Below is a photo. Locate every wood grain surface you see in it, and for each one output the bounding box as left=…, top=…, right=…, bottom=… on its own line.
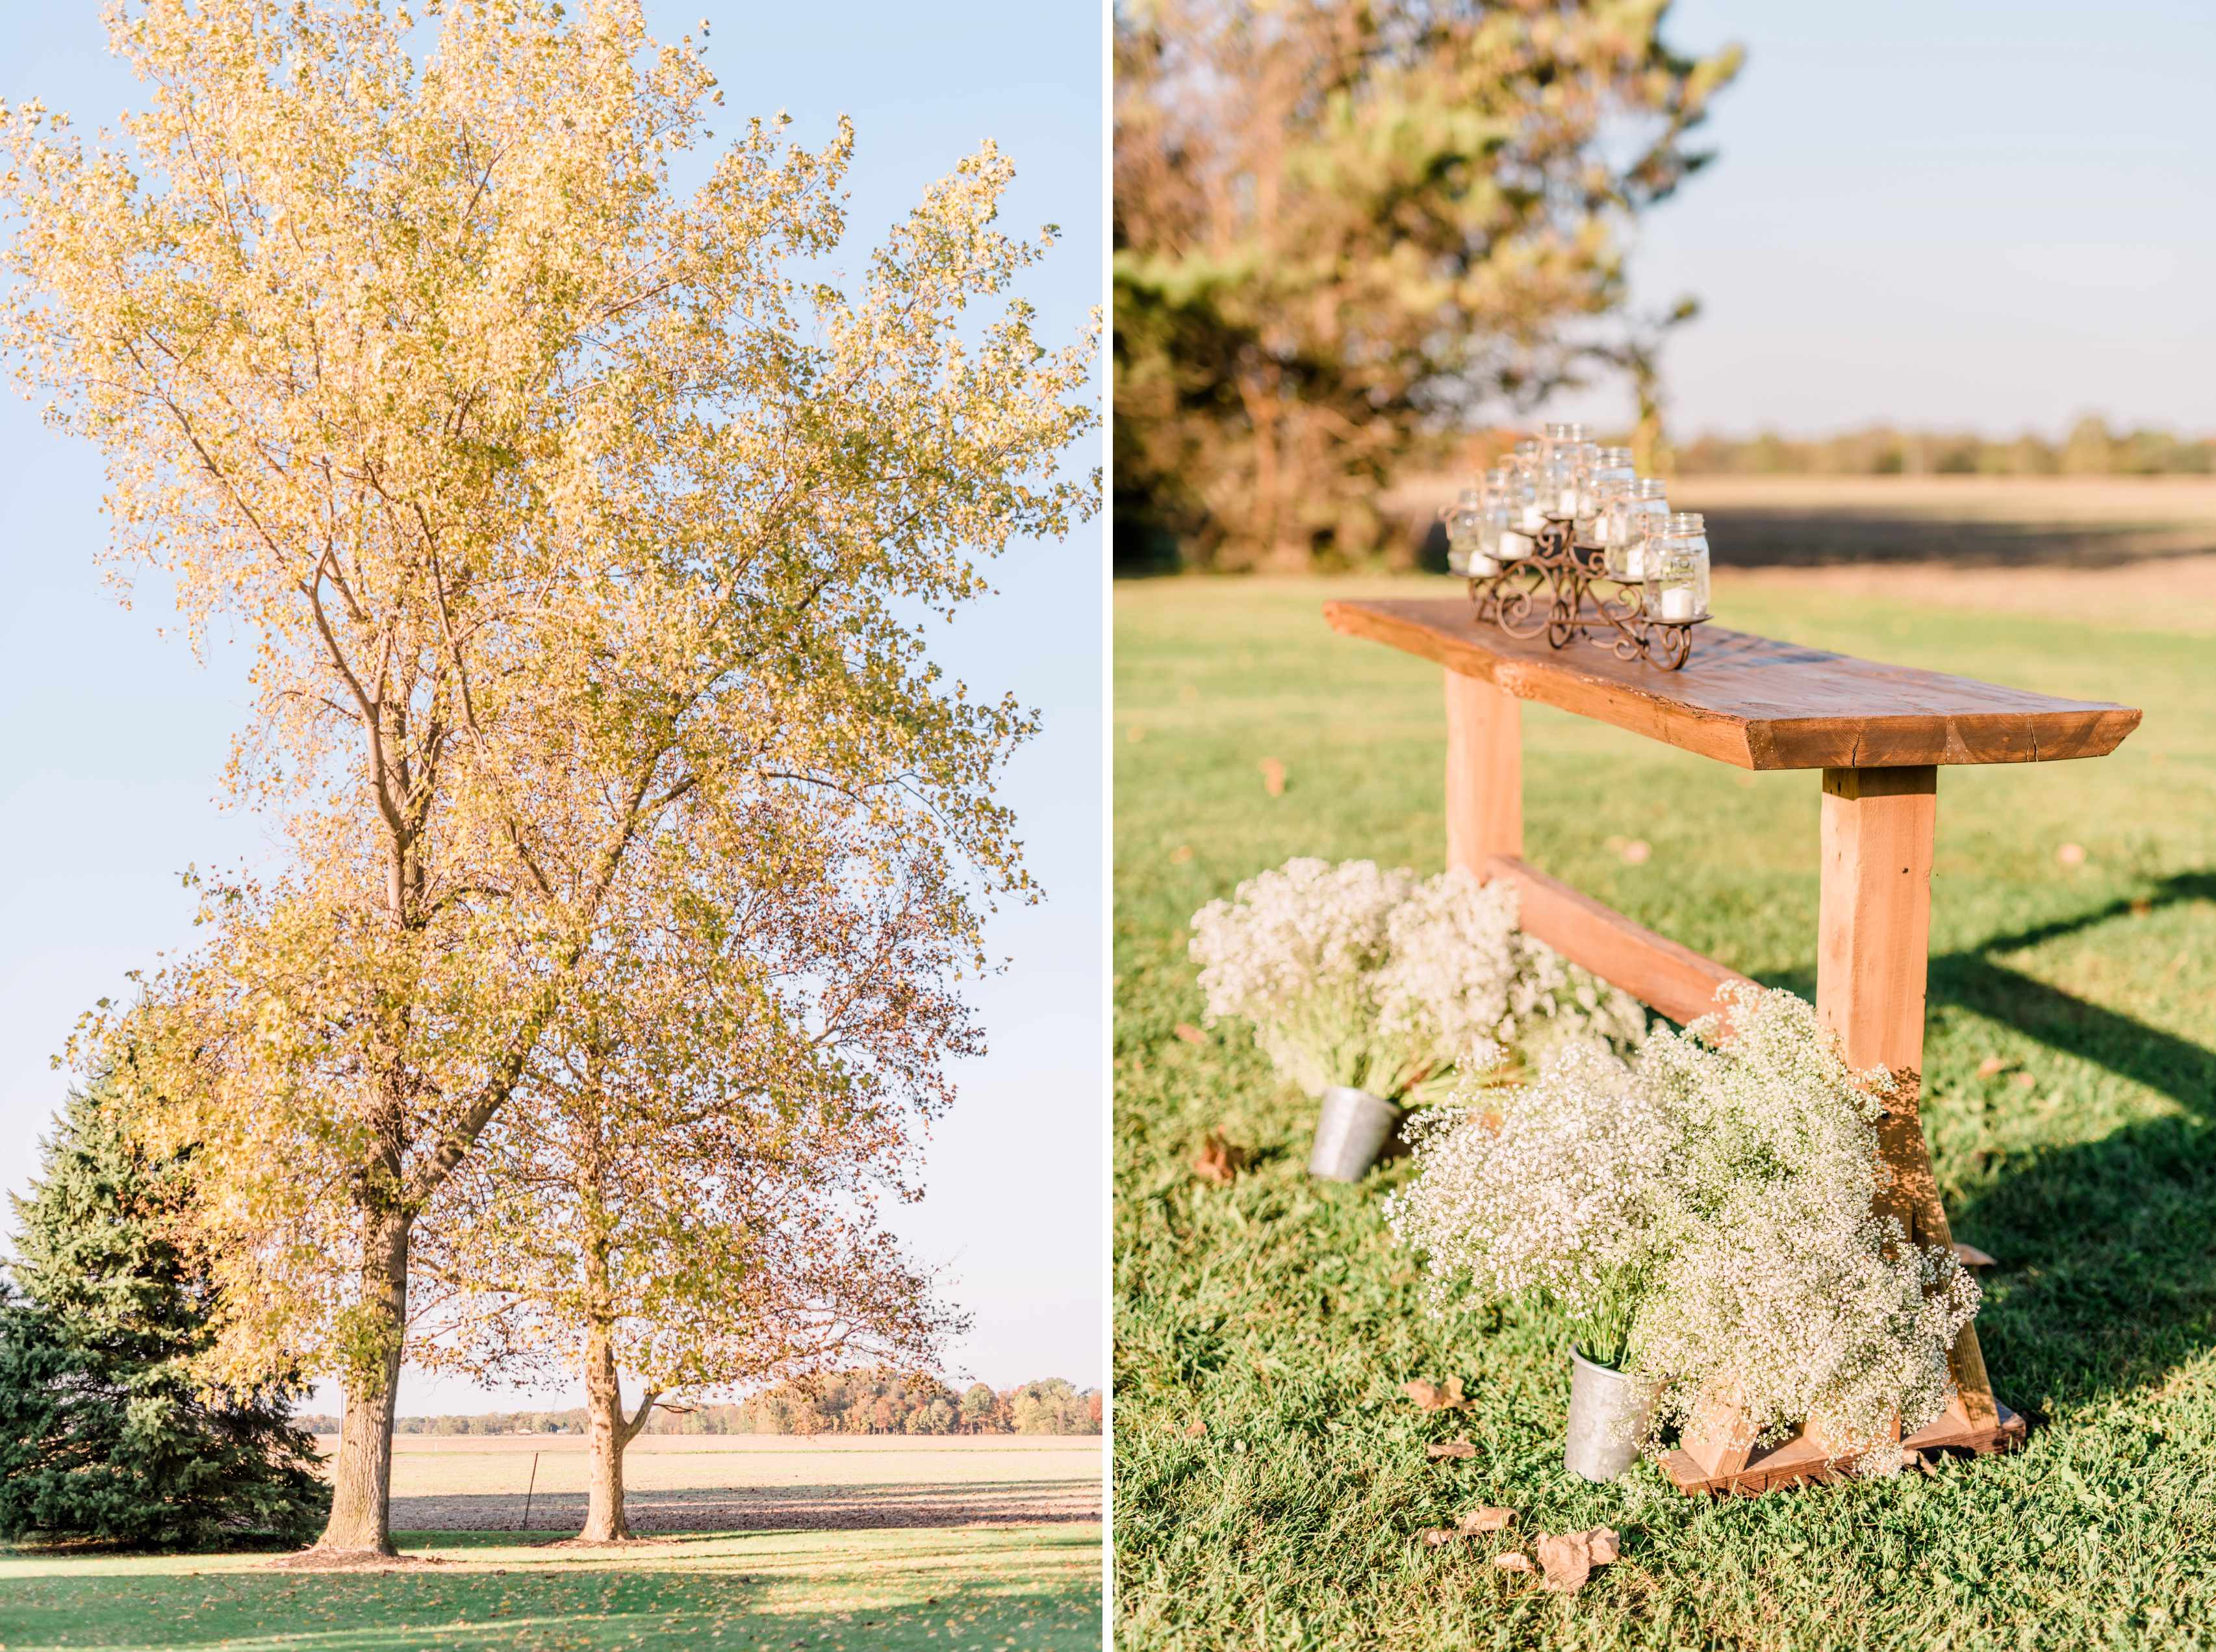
left=1324, top=596, right=2141, bottom=770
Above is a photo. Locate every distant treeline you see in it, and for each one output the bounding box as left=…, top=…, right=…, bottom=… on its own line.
left=297, top=1373, right=1101, bottom=1438
left=1674, top=419, right=2214, bottom=477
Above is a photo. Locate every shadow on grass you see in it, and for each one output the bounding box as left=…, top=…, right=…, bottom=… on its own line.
left=0, top=1531, right=1104, bottom=1651
left=1909, top=872, right=2213, bottom=1417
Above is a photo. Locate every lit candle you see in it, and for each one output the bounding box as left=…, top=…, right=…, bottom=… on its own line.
left=1659, top=586, right=1696, bottom=621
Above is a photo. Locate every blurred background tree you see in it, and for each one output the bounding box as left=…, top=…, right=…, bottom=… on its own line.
left=1114, top=0, right=1742, bottom=572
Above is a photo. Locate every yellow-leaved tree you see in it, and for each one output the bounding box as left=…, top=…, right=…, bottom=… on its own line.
left=6, top=0, right=1096, bottom=1557
left=411, top=795, right=976, bottom=1543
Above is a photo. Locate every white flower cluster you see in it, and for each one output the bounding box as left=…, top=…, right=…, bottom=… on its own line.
left=1388, top=1040, right=1667, bottom=1362
left=1390, top=982, right=1980, bottom=1469
left=1188, top=859, right=1645, bottom=1105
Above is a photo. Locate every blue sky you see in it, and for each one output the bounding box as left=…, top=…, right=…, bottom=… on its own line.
left=1550, top=0, right=2216, bottom=437
left=0, top=1, right=1104, bottom=1410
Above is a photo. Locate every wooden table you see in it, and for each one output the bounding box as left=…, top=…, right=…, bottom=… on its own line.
left=1326, top=596, right=2143, bottom=1494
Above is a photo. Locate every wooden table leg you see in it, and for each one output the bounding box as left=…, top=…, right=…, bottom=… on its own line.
left=1817, top=766, right=2015, bottom=1453
left=1445, top=670, right=1521, bottom=877
left=1661, top=767, right=2024, bottom=1493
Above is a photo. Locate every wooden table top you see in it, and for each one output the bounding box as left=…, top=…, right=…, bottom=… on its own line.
left=1324, top=597, right=2141, bottom=771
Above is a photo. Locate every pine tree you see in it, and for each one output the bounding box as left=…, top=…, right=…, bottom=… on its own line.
left=0, top=1082, right=328, bottom=1548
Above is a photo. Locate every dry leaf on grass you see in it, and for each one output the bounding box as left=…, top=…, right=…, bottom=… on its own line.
left=1458, top=1506, right=1516, bottom=1534
left=1952, top=1241, right=1997, bottom=1268
left=1493, top=1552, right=1534, bottom=1573
left=1169, top=845, right=1194, bottom=865
left=1535, top=1527, right=1620, bottom=1594
left=1182, top=1419, right=1206, bottom=1440
left=2013, top=1071, right=2037, bottom=1090
left=1191, top=1134, right=1244, bottom=1186
left=1425, top=1438, right=1477, bottom=1461
left=1259, top=757, right=1286, bottom=796
left=2057, top=842, right=2087, bottom=867
left=1619, top=838, right=1651, bottom=866
left=1401, top=1377, right=1473, bottom=1412
left=1172, top=1022, right=1207, bottom=1046
left=1418, top=1527, right=1456, bottom=1548
left=2130, top=896, right=2153, bottom=918
left=1975, top=1056, right=2015, bottom=1078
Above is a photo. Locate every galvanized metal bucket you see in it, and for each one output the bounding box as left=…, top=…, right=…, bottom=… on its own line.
left=1307, top=1086, right=1400, bottom=1182
left=1564, top=1349, right=1659, bottom=1482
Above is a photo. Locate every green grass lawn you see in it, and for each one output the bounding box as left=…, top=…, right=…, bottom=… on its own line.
left=1111, top=574, right=2216, bottom=1651
left=0, top=1524, right=1101, bottom=1651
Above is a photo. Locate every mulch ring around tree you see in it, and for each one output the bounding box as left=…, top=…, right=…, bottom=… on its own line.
left=262, top=1545, right=448, bottom=1571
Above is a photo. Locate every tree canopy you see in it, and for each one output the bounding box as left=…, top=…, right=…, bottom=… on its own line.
left=1114, top=0, right=1741, bottom=570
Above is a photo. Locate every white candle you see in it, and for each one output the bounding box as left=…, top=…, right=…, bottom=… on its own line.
left=1499, top=530, right=1534, bottom=560
left=1557, top=487, right=1581, bottom=518
left=1659, top=587, right=1696, bottom=621
left=1619, top=544, right=1644, bottom=579
left=1470, top=553, right=1500, bottom=577
left=1519, top=505, right=1546, bottom=532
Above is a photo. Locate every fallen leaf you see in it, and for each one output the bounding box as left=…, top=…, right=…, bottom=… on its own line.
left=2057, top=842, right=2087, bottom=867
left=1975, top=1056, right=2014, bottom=1078
left=1401, top=1377, right=1472, bottom=1412
left=1259, top=757, right=1286, bottom=797
left=1618, top=838, right=1651, bottom=866
left=1425, top=1438, right=1476, bottom=1461
left=1418, top=1527, right=1455, bottom=1548
left=1536, top=1527, right=1619, bottom=1594
left=1191, top=1133, right=1243, bottom=1186
left=1952, top=1241, right=1997, bottom=1269
left=2130, top=896, right=2153, bottom=918
left=1172, top=1023, right=1207, bottom=1046
left=1169, top=844, right=1194, bottom=864
left=2013, top=1071, right=2036, bottom=1090
left=1182, top=1419, right=1206, bottom=1440
left=1493, top=1552, right=1533, bottom=1573
left=1458, top=1506, right=1516, bottom=1534
left=1127, top=725, right=1146, bottom=744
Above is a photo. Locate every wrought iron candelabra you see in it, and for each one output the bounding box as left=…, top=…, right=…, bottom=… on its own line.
left=1467, top=517, right=1708, bottom=671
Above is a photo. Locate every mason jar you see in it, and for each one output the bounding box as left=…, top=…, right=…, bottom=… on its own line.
left=1498, top=468, right=1540, bottom=559
left=1511, top=438, right=1544, bottom=515
left=1644, top=511, right=1711, bottom=622
left=1577, top=446, right=1636, bottom=545
left=1611, top=477, right=1669, bottom=583
left=1473, top=467, right=1512, bottom=574
left=1442, top=486, right=1485, bottom=576
left=1541, top=422, right=1589, bottom=520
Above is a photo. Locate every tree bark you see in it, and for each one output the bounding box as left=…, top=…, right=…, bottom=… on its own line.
left=316, top=1212, right=411, bottom=1555
left=579, top=1312, right=654, bottom=1543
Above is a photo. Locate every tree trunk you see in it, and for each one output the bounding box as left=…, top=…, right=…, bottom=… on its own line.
left=316, top=1213, right=410, bottom=1555
left=580, top=1313, right=654, bottom=1542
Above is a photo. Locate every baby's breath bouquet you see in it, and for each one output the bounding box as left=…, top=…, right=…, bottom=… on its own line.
left=1633, top=986, right=1980, bottom=1470
left=1390, top=982, right=1980, bottom=1475
left=1189, top=858, right=1644, bottom=1108
left=1388, top=1040, right=1666, bottom=1366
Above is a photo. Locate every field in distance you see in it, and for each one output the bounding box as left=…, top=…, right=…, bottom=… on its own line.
left=310, top=1430, right=1104, bottom=1534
